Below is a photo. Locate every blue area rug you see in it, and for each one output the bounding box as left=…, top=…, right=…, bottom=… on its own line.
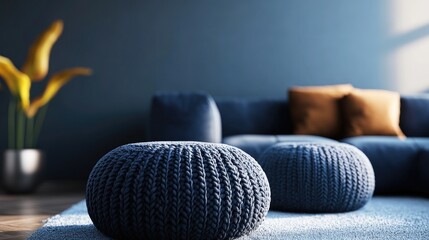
left=29, top=197, right=429, bottom=239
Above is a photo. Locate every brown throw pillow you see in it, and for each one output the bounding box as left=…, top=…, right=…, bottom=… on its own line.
left=341, top=89, right=405, bottom=138
left=288, top=84, right=353, bottom=138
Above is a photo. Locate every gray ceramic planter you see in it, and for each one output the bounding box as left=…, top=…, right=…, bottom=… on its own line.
left=1, top=149, right=45, bottom=194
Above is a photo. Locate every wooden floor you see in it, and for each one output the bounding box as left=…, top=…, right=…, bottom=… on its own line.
left=0, top=181, right=85, bottom=240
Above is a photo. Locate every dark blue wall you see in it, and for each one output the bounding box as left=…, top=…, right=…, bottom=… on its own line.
left=0, top=0, right=389, bottom=179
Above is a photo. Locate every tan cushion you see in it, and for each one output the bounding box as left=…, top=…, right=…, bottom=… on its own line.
left=341, top=89, right=405, bottom=138
left=288, top=84, right=353, bottom=138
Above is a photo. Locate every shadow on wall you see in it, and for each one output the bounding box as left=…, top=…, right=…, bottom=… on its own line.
left=389, top=24, right=429, bottom=49
left=387, top=0, right=429, bottom=93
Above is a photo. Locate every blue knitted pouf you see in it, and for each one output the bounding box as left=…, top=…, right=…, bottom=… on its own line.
left=86, top=142, right=271, bottom=240
left=259, top=142, right=375, bottom=213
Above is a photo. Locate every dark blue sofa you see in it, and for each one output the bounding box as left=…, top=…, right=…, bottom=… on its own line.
left=150, top=92, right=429, bottom=196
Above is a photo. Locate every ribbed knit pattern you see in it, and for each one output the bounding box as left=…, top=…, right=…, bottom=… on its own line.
left=86, top=142, right=271, bottom=240
left=259, top=142, right=375, bottom=213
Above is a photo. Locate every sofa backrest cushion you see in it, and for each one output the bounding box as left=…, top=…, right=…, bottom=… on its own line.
left=216, top=98, right=291, bottom=137
left=150, top=92, right=222, bottom=142
left=400, top=94, right=429, bottom=137
left=149, top=92, right=429, bottom=140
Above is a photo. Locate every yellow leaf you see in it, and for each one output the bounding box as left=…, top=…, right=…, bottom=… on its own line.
left=0, top=56, right=31, bottom=109
left=25, top=67, right=92, bottom=117
left=0, top=56, right=18, bottom=93
left=21, top=20, right=63, bottom=81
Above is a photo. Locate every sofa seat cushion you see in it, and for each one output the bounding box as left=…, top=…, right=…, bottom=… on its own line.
left=341, top=136, right=423, bottom=194
left=418, top=149, right=429, bottom=197
left=223, top=134, right=337, bottom=160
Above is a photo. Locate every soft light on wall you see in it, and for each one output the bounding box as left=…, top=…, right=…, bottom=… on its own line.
left=389, top=0, right=429, bottom=93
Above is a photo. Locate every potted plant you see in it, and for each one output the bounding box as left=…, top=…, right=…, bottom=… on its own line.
left=0, top=20, right=92, bottom=193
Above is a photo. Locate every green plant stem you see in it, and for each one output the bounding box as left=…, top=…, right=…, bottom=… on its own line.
left=7, top=98, right=16, bottom=149
left=33, top=104, right=48, bottom=147
left=26, top=115, right=34, bottom=148
left=16, top=105, right=25, bottom=150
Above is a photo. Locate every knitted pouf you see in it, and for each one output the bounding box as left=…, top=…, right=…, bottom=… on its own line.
left=86, top=142, right=271, bottom=240
left=259, top=142, right=375, bottom=213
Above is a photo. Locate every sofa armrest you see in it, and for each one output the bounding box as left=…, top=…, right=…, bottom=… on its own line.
left=149, top=91, right=222, bottom=143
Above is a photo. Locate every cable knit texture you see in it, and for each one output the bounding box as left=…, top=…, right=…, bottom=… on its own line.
left=86, top=142, right=271, bottom=240
left=259, top=142, right=375, bottom=213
